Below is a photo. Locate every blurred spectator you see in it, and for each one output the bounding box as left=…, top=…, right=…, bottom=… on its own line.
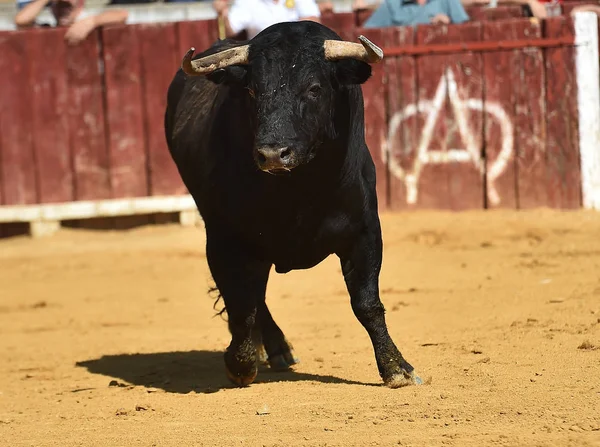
left=15, top=0, right=128, bottom=44
left=359, top=0, right=469, bottom=27
left=212, top=0, right=321, bottom=40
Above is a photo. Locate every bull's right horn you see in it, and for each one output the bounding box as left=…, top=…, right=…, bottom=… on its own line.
left=323, top=35, right=384, bottom=63
left=181, top=44, right=250, bottom=76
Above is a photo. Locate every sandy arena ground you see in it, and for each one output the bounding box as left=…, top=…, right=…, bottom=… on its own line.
left=1, top=210, right=599, bottom=447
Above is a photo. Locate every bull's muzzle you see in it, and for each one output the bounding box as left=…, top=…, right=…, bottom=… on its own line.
left=255, top=146, right=296, bottom=174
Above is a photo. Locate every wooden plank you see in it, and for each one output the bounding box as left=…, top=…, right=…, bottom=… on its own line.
left=413, top=24, right=451, bottom=210
left=513, top=21, right=548, bottom=208
left=138, top=23, right=187, bottom=196
left=465, top=5, right=524, bottom=21
left=574, top=10, right=600, bottom=210
left=383, top=26, right=417, bottom=211
left=562, top=1, right=600, bottom=14
left=356, top=9, right=374, bottom=28
left=444, top=23, right=485, bottom=210
left=356, top=28, right=388, bottom=210
left=28, top=28, right=74, bottom=204
left=481, top=20, right=519, bottom=209
left=544, top=17, right=581, bottom=209
left=320, top=12, right=356, bottom=36
left=176, top=19, right=219, bottom=58
left=102, top=24, right=149, bottom=199
left=0, top=31, right=38, bottom=206
left=482, top=19, right=546, bottom=209
left=413, top=23, right=484, bottom=210
left=66, top=29, right=111, bottom=201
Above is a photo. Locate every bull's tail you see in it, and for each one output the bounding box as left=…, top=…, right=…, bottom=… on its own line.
left=208, top=285, right=228, bottom=320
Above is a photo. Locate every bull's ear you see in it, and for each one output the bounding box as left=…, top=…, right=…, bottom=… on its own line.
left=334, top=59, right=372, bottom=86
left=206, top=66, right=248, bottom=85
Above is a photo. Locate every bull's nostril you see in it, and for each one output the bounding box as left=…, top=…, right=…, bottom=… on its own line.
left=280, top=148, right=291, bottom=161
left=257, top=152, right=267, bottom=164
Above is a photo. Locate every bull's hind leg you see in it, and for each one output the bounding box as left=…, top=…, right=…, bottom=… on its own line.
left=206, top=233, right=271, bottom=387
left=338, top=218, right=421, bottom=388
left=256, top=300, right=299, bottom=371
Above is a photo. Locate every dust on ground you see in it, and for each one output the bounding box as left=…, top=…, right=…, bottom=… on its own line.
left=1, top=209, right=599, bottom=447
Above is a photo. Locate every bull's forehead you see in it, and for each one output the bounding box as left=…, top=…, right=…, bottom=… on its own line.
left=249, top=38, right=330, bottom=90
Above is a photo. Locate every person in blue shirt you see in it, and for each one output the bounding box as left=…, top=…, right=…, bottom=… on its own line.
left=359, top=0, right=470, bottom=27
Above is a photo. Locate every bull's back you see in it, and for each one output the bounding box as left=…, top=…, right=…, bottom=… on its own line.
left=164, top=73, right=221, bottom=200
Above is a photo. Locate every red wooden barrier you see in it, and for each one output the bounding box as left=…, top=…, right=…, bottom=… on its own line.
left=66, top=29, right=111, bottom=202
left=0, top=14, right=589, bottom=234
left=483, top=21, right=544, bottom=208
left=0, top=31, right=37, bottom=206
left=484, top=19, right=549, bottom=209
left=358, top=28, right=389, bottom=208
left=176, top=19, right=219, bottom=59
left=466, top=5, right=524, bottom=21
left=137, top=23, right=185, bottom=197
left=384, top=26, right=417, bottom=211
left=102, top=25, right=149, bottom=199
left=30, top=28, right=75, bottom=204
left=544, top=16, right=581, bottom=209
left=321, top=12, right=356, bottom=35
left=410, top=23, right=485, bottom=210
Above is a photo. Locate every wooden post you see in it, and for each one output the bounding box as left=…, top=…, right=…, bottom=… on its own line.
left=574, top=11, right=600, bottom=209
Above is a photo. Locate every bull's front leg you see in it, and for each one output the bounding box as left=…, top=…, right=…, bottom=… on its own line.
left=338, top=219, right=421, bottom=388
left=206, top=232, right=271, bottom=387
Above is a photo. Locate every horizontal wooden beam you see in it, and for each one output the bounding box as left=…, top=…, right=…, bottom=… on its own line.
left=0, top=195, right=197, bottom=223
left=382, top=36, right=575, bottom=57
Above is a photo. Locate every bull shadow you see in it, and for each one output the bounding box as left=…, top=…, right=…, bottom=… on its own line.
left=76, top=350, right=378, bottom=393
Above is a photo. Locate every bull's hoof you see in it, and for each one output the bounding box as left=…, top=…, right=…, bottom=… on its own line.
left=268, top=350, right=300, bottom=371
left=224, top=345, right=258, bottom=387
left=256, top=344, right=269, bottom=365
left=225, top=365, right=258, bottom=387
left=384, top=370, right=423, bottom=389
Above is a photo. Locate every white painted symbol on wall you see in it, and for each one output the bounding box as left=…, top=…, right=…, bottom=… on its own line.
left=384, top=69, right=514, bottom=206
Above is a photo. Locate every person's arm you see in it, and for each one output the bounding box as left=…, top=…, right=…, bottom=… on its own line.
left=525, top=0, right=547, bottom=18
left=14, top=0, right=50, bottom=28
left=64, top=9, right=128, bottom=45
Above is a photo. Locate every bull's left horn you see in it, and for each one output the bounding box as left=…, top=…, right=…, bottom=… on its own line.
left=181, top=44, right=250, bottom=76
left=323, top=35, right=383, bottom=64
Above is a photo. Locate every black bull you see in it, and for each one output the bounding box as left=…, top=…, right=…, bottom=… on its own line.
left=164, top=21, right=421, bottom=388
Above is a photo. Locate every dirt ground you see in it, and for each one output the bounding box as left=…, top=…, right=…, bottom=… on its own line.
left=1, top=209, right=599, bottom=447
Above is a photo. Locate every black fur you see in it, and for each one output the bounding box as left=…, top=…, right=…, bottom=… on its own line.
left=164, top=21, right=417, bottom=387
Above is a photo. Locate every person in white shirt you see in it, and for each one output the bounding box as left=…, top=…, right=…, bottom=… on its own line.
left=212, top=0, right=321, bottom=40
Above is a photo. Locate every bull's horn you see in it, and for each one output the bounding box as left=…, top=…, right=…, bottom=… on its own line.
left=323, top=35, right=384, bottom=63
left=181, top=44, right=250, bottom=76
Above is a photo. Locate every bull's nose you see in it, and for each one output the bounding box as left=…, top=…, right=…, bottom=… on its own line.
left=256, top=146, right=292, bottom=171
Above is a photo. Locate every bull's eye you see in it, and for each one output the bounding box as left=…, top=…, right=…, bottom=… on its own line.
left=306, top=84, right=322, bottom=100
left=247, top=88, right=255, bottom=98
